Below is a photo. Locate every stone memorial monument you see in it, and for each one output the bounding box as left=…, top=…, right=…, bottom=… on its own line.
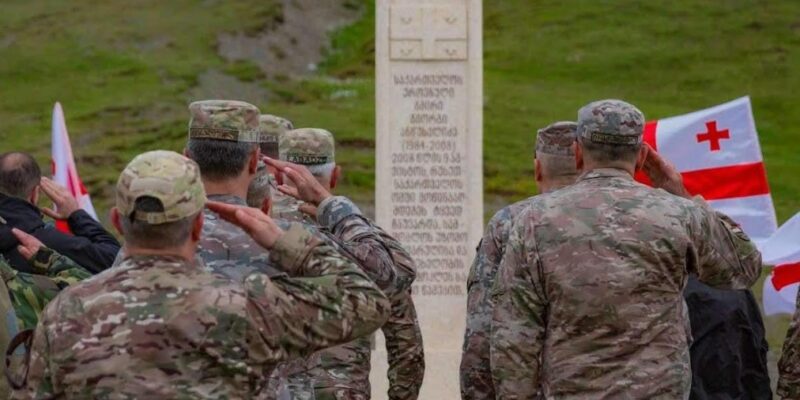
left=373, top=0, right=483, bottom=398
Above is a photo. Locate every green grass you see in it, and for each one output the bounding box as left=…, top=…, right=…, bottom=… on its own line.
left=0, top=0, right=283, bottom=212
left=1, top=0, right=798, bottom=361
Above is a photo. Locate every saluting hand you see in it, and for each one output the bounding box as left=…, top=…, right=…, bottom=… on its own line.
left=206, top=201, right=284, bottom=249
left=39, top=177, right=81, bottom=220
left=263, top=157, right=331, bottom=216
left=12, top=227, right=43, bottom=261
left=642, top=144, right=691, bottom=199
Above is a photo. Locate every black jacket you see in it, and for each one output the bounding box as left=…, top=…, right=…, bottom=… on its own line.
left=685, top=276, right=772, bottom=400
left=0, top=194, right=120, bottom=274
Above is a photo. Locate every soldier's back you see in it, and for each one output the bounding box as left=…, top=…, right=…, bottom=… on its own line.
left=32, top=255, right=272, bottom=399
left=199, top=194, right=281, bottom=280
left=272, top=192, right=317, bottom=225
left=523, top=168, right=703, bottom=397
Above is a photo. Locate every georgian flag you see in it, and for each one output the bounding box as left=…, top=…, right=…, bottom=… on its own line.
left=635, top=96, right=800, bottom=315
left=761, top=213, right=800, bottom=315
left=51, top=102, right=98, bottom=232
left=637, top=96, right=777, bottom=242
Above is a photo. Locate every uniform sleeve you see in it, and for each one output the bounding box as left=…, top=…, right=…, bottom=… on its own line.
left=688, top=197, right=762, bottom=290
left=13, top=303, right=58, bottom=399
left=383, top=290, right=425, bottom=400
left=1, top=248, right=91, bottom=330
left=243, top=224, right=390, bottom=362
left=28, top=248, right=92, bottom=286
left=317, top=196, right=410, bottom=295
left=461, top=212, right=507, bottom=400
left=57, top=209, right=121, bottom=273
left=778, top=291, right=800, bottom=399
left=490, top=215, right=546, bottom=399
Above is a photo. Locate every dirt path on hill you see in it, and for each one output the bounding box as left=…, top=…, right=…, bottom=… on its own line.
left=217, top=0, right=363, bottom=77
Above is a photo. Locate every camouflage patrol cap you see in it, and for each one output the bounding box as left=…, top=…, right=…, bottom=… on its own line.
left=258, top=114, right=294, bottom=158
left=279, top=128, right=335, bottom=165
left=188, top=100, right=261, bottom=142
left=577, top=99, right=645, bottom=145
left=116, top=151, right=206, bottom=225
left=536, top=121, right=577, bottom=156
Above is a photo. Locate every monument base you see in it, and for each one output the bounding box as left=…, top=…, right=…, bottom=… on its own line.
left=369, top=331, right=463, bottom=400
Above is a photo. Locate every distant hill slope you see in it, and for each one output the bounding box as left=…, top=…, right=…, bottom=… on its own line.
left=2, top=0, right=797, bottom=220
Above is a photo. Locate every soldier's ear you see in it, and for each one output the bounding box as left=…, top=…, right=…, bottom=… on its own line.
left=634, top=145, right=648, bottom=172
left=29, top=185, right=39, bottom=205
left=110, top=208, right=124, bottom=236
left=261, top=197, right=272, bottom=216
left=330, top=165, right=341, bottom=190
left=534, top=159, right=543, bottom=184
left=248, top=146, right=260, bottom=174
left=575, top=142, right=585, bottom=172
left=190, top=212, right=204, bottom=242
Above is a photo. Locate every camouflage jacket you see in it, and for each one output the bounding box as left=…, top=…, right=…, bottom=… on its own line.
left=271, top=190, right=316, bottom=225
left=0, top=248, right=91, bottom=330
left=199, top=194, right=284, bottom=281
left=779, top=291, right=800, bottom=399
left=461, top=196, right=536, bottom=400
left=491, top=168, right=762, bottom=399
left=199, top=193, right=396, bottom=398
left=14, top=225, right=390, bottom=399
left=278, top=196, right=422, bottom=400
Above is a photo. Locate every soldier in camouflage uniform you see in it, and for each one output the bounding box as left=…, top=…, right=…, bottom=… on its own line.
left=248, top=159, right=273, bottom=214
left=13, top=150, right=389, bottom=399
left=259, top=114, right=293, bottom=161
left=185, top=102, right=395, bottom=399
left=460, top=122, right=578, bottom=400
left=490, top=100, right=762, bottom=399
left=270, top=128, right=328, bottom=225
left=258, top=114, right=296, bottom=218
left=266, top=128, right=423, bottom=400
left=779, top=297, right=800, bottom=399
left=184, top=100, right=284, bottom=282
left=248, top=114, right=292, bottom=215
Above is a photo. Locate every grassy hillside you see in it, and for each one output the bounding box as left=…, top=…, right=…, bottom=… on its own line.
left=1, top=0, right=798, bottom=361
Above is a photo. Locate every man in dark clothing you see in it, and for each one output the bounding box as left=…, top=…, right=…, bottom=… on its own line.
left=685, top=276, right=772, bottom=399
left=0, top=152, right=119, bottom=274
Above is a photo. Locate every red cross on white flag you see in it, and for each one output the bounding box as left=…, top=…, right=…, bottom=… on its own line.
left=696, top=121, right=730, bottom=152
left=637, top=96, right=777, bottom=242
left=635, top=96, right=800, bottom=315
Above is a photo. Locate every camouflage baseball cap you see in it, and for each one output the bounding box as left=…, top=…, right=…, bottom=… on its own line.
left=279, top=128, right=335, bottom=165
left=259, top=114, right=294, bottom=158
left=188, top=100, right=261, bottom=142
left=536, top=121, right=577, bottom=156
left=116, top=151, right=207, bottom=225
left=577, top=99, right=645, bottom=145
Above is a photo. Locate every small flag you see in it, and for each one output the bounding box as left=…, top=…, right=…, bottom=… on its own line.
left=636, top=96, right=778, bottom=243
left=51, top=102, right=98, bottom=232
left=761, top=212, right=800, bottom=315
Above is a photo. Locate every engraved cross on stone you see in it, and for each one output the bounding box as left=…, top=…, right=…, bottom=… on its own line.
left=390, top=4, right=468, bottom=60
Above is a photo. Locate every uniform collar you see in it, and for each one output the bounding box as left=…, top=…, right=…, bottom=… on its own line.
left=578, top=168, right=635, bottom=182
left=122, top=254, right=203, bottom=269
left=207, top=194, right=247, bottom=206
